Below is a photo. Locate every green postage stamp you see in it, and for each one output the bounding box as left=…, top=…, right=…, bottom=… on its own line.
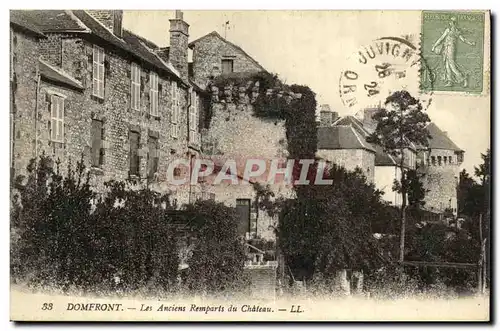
left=421, top=11, right=485, bottom=93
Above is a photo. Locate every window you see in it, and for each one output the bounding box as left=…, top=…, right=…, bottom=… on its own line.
left=131, top=63, right=141, bottom=110
left=221, top=59, right=234, bottom=74
left=91, top=119, right=105, bottom=167
left=443, top=156, right=447, bottom=165
left=189, top=92, right=198, bottom=143
left=129, top=130, right=140, bottom=176
left=147, top=135, right=159, bottom=179
left=171, top=81, right=179, bottom=138
left=449, top=156, right=453, bottom=164
left=50, top=95, right=64, bottom=142
left=92, top=45, right=105, bottom=98
left=149, top=72, right=159, bottom=116
left=236, top=199, right=251, bottom=237
left=437, top=156, right=442, bottom=166
left=431, top=156, right=436, bottom=166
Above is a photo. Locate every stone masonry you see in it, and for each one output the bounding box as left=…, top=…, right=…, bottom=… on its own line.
left=190, top=31, right=266, bottom=89
left=10, top=25, right=43, bottom=176
left=11, top=11, right=198, bottom=205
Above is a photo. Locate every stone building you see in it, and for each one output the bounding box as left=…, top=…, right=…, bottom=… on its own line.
left=317, top=124, right=376, bottom=183
left=10, top=9, right=298, bottom=239
left=10, top=12, right=46, bottom=179
left=318, top=106, right=462, bottom=214
left=189, top=31, right=267, bottom=89
left=10, top=10, right=208, bottom=205
left=419, top=122, right=464, bottom=215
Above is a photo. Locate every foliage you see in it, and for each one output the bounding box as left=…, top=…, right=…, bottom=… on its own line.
left=284, top=85, right=318, bottom=160
left=404, top=222, right=479, bottom=292
left=396, top=168, right=428, bottom=210
left=457, top=169, right=484, bottom=217
left=366, top=91, right=431, bottom=208
left=183, top=200, right=247, bottom=295
left=90, top=180, right=179, bottom=293
left=367, top=91, right=431, bottom=154
left=11, top=155, right=96, bottom=288
left=11, top=155, right=180, bottom=293
left=277, top=165, right=387, bottom=281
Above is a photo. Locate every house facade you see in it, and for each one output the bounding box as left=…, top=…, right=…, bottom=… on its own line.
left=10, top=10, right=295, bottom=241
left=10, top=10, right=207, bottom=205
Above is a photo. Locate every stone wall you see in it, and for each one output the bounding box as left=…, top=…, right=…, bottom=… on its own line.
left=317, top=149, right=375, bottom=183
left=244, top=262, right=278, bottom=300
left=11, top=28, right=41, bottom=178
left=191, top=33, right=264, bottom=89
left=202, top=80, right=300, bottom=240
left=422, top=149, right=460, bottom=214
left=39, top=34, right=62, bottom=67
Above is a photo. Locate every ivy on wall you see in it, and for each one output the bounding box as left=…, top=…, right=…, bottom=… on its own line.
left=205, top=71, right=318, bottom=161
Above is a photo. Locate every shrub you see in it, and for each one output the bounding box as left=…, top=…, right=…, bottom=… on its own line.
left=183, top=200, right=247, bottom=296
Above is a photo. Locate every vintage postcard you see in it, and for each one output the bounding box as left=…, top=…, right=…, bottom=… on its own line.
left=9, top=10, right=490, bottom=322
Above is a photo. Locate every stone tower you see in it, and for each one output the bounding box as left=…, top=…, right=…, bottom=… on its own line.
left=420, top=122, right=464, bottom=216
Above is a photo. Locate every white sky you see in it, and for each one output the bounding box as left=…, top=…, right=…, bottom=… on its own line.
left=123, top=10, right=490, bottom=175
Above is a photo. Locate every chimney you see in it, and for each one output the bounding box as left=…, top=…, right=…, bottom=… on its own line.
left=319, top=104, right=338, bottom=126
left=169, top=10, right=189, bottom=81
left=362, top=107, right=381, bottom=132
left=88, top=10, right=123, bottom=38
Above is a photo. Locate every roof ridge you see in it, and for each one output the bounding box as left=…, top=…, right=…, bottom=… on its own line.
left=82, top=10, right=126, bottom=43
left=124, top=28, right=160, bottom=50
left=65, top=10, right=91, bottom=32
left=350, top=126, right=376, bottom=153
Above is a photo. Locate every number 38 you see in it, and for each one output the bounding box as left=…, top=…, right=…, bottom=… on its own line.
left=41, top=303, right=53, bottom=310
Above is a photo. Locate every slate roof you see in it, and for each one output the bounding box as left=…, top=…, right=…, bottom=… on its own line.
left=318, top=125, right=375, bottom=152
left=331, top=115, right=406, bottom=167
left=39, top=59, right=84, bottom=90
left=13, top=10, right=88, bottom=32
left=188, top=31, right=267, bottom=72
left=71, top=11, right=182, bottom=81
left=10, top=10, right=47, bottom=37
left=426, top=122, right=463, bottom=152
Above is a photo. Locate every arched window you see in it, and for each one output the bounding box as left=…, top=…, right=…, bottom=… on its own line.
left=449, top=156, right=453, bottom=164
left=437, top=156, right=442, bottom=166
left=443, top=156, right=447, bottom=165
left=431, top=156, right=436, bottom=165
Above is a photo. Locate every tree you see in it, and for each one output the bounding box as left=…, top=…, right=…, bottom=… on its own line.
left=457, top=169, right=483, bottom=217
left=367, top=90, right=431, bottom=263
left=183, top=200, right=247, bottom=296
left=405, top=168, right=428, bottom=209
left=277, top=165, right=387, bottom=283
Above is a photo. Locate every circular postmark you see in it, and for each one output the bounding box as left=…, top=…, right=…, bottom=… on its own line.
left=339, top=35, right=434, bottom=115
